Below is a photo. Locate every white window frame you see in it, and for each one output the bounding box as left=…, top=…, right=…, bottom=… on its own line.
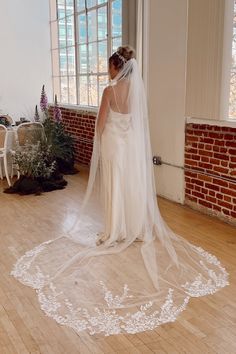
left=50, top=0, right=128, bottom=108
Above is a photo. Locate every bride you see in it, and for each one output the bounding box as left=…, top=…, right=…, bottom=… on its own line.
left=11, top=46, right=229, bottom=336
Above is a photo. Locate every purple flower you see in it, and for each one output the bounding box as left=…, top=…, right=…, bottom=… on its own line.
left=34, top=105, right=40, bottom=122
left=40, top=85, right=48, bottom=112
left=53, top=94, right=62, bottom=122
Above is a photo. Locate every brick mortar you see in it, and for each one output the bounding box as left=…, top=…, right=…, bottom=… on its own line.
left=184, top=123, right=236, bottom=223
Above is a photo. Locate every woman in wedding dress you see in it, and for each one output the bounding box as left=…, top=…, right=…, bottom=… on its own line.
left=11, top=46, right=229, bottom=336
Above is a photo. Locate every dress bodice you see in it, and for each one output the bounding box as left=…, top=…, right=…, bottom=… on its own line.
left=105, top=108, right=132, bottom=133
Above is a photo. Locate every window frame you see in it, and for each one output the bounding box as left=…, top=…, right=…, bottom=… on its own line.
left=50, top=0, right=126, bottom=108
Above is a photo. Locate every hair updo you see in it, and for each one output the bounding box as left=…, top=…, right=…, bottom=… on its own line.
left=109, top=45, right=136, bottom=70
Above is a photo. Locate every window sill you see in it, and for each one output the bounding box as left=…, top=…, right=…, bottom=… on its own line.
left=49, top=103, right=98, bottom=115
left=186, top=117, right=236, bottom=128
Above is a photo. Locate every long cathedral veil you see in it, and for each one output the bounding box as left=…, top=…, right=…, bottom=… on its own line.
left=11, top=58, right=229, bottom=336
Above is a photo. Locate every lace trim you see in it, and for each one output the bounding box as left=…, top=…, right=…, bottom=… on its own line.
left=181, top=245, right=230, bottom=297
left=36, top=283, right=190, bottom=336
left=10, top=239, right=53, bottom=289
left=10, top=242, right=230, bottom=336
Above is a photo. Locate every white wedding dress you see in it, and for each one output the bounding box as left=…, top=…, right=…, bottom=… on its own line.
left=11, top=59, right=229, bottom=336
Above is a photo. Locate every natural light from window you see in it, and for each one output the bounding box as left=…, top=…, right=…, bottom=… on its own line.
left=50, top=0, right=122, bottom=107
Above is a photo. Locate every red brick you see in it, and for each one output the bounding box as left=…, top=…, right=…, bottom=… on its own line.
left=225, top=141, right=236, bottom=148
left=209, top=132, right=224, bottom=139
left=199, top=150, right=213, bottom=157
left=198, top=174, right=212, bottom=182
left=193, top=179, right=204, bottom=186
left=185, top=159, right=199, bottom=166
left=210, top=158, right=220, bottom=165
left=220, top=161, right=228, bottom=167
left=201, top=156, right=210, bottom=163
left=205, top=183, right=220, bottom=191
left=229, top=149, right=236, bottom=155
left=214, top=140, right=225, bottom=146
left=201, top=187, right=208, bottom=194
left=186, top=183, right=194, bottom=189
left=221, top=187, right=236, bottom=197
left=199, top=162, right=213, bottom=169
left=213, top=166, right=229, bottom=174
left=231, top=211, right=236, bottom=218
left=213, top=178, right=228, bottom=187
left=217, top=200, right=233, bottom=210
left=199, top=138, right=214, bottom=144
left=224, top=134, right=234, bottom=140
left=223, top=195, right=232, bottom=203
left=205, top=144, right=213, bottom=150
left=198, top=143, right=205, bottom=149
left=185, top=171, right=198, bottom=178
left=199, top=200, right=212, bottom=208
left=192, top=191, right=205, bottom=199
left=229, top=183, right=236, bottom=190
left=212, top=204, right=221, bottom=212
left=206, top=196, right=217, bottom=203
left=213, top=153, right=229, bottom=161
left=222, top=209, right=230, bottom=216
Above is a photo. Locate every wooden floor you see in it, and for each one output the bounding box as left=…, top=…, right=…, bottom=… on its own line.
left=0, top=171, right=236, bottom=354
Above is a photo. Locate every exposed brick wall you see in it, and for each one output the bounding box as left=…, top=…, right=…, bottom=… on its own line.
left=49, top=106, right=96, bottom=166
left=185, top=123, right=236, bottom=224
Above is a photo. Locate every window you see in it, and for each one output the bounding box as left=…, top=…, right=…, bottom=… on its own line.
left=229, top=0, right=236, bottom=118
left=50, top=0, right=123, bottom=107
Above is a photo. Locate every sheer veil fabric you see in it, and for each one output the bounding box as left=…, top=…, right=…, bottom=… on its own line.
left=11, top=58, right=229, bottom=336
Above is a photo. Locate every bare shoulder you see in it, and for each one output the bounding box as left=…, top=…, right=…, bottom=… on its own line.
left=102, top=86, right=112, bottom=101
left=103, top=86, right=112, bottom=95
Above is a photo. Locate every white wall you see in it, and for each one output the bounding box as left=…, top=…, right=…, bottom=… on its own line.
left=148, top=0, right=188, bottom=203
left=0, top=0, right=52, bottom=121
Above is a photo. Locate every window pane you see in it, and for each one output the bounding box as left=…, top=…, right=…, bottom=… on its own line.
left=88, top=43, right=97, bottom=73
left=59, top=19, right=67, bottom=48
left=59, top=48, right=68, bottom=75
left=88, top=75, right=98, bottom=106
left=60, top=76, right=68, bottom=103
left=78, top=14, right=87, bottom=43
left=98, top=41, right=107, bottom=72
left=87, top=0, right=97, bottom=8
left=79, top=76, right=88, bottom=105
left=52, top=49, right=60, bottom=76
left=51, top=21, right=58, bottom=49
left=112, top=0, right=122, bottom=37
left=67, top=46, right=76, bottom=75
left=69, top=76, right=77, bottom=104
left=66, top=0, right=74, bottom=16
left=58, top=0, right=66, bottom=18
left=98, top=0, right=107, bottom=4
left=53, top=77, right=61, bottom=100
left=77, top=0, right=85, bottom=12
left=98, top=6, right=107, bottom=40
left=67, top=16, right=75, bottom=46
left=88, top=10, right=97, bottom=42
left=112, top=36, right=122, bottom=53
left=79, top=44, right=87, bottom=73
left=98, top=75, right=108, bottom=102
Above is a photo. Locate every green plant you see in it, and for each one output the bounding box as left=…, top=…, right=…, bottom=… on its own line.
left=43, top=117, right=74, bottom=163
left=13, top=140, right=56, bottom=179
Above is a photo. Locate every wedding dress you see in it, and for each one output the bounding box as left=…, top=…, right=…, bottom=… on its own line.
left=11, top=59, right=229, bottom=336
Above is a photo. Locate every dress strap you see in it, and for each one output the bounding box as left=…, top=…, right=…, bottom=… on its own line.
left=111, top=86, right=121, bottom=114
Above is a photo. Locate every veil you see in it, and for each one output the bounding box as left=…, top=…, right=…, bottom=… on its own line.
left=11, top=58, right=229, bottom=336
